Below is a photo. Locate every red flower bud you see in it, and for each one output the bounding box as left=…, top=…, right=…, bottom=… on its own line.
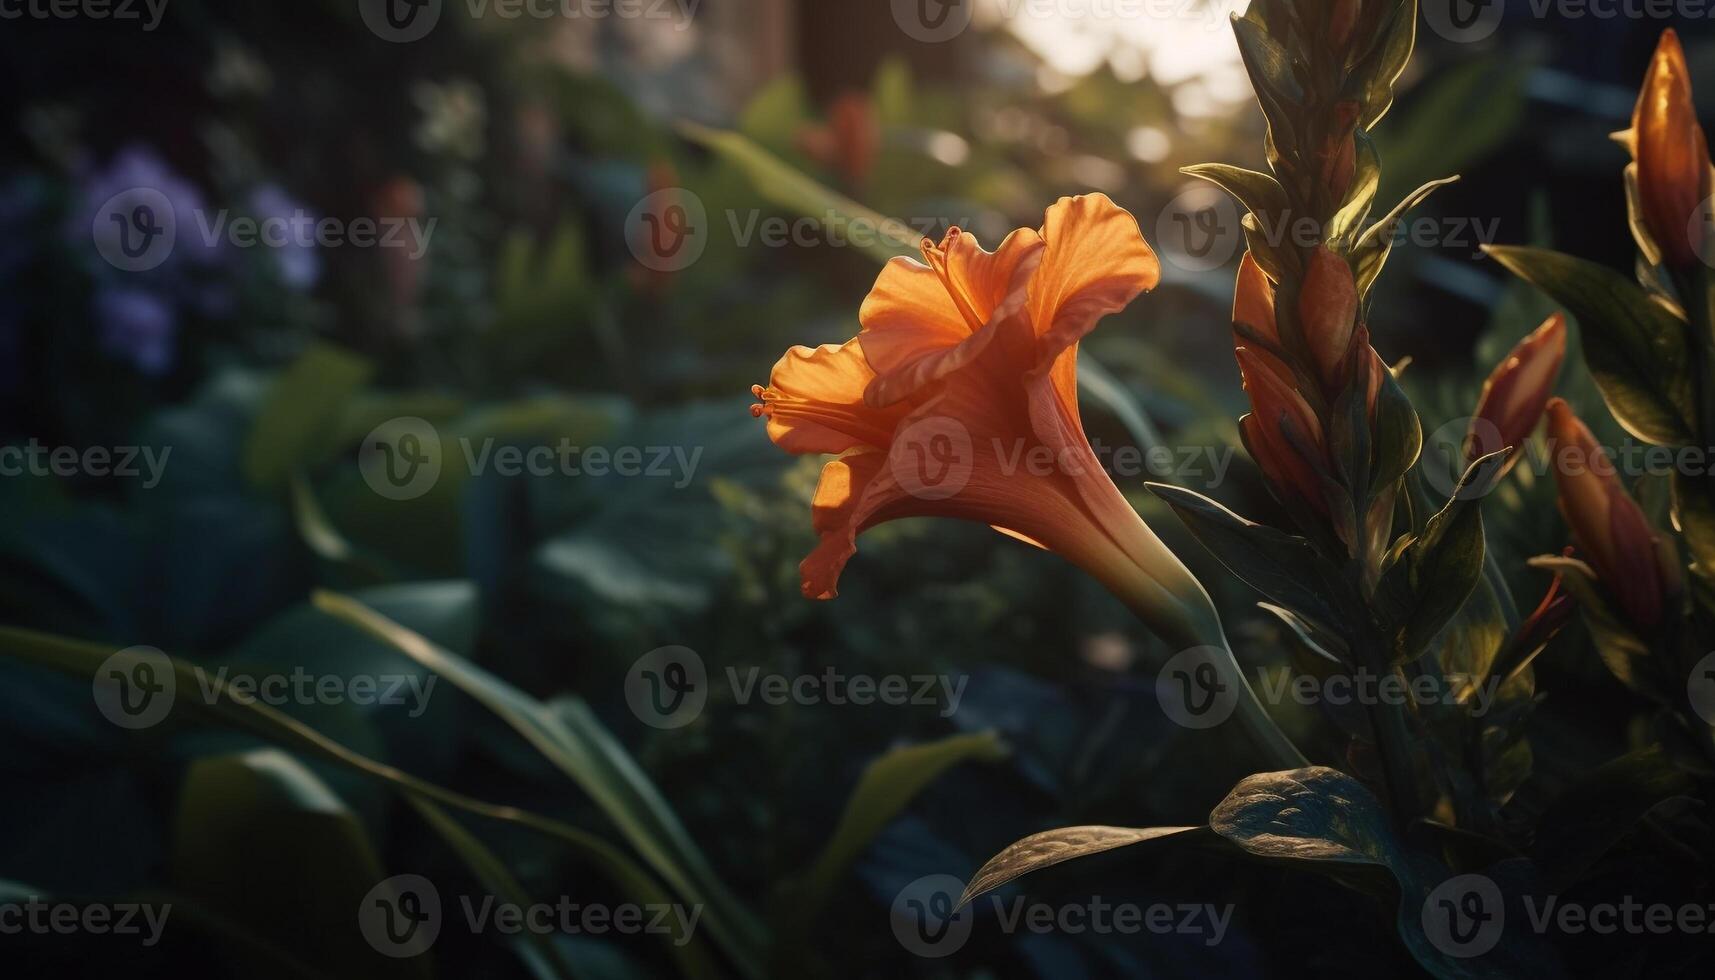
left=1546, top=399, right=1678, bottom=628
left=798, top=92, right=880, bottom=188
left=1319, top=102, right=1361, bottom=204
left=1622, top=29, right=1713, bottom=268
left=1238, top=347, right=1327, bottom=515
left=1299, top=246, right=1359, bottom=389
left=1467, top=313, right=1566, bottom=470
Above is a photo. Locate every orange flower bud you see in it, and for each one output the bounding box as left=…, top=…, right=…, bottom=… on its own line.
left=1466, top=313, right=1566, bottom=470
left=798, top=92, right=880, bottom=188
left=1238, top=347, right=1327, bottom=514
left=1624, top=29, right=1713, bottom=268
left=1546, top=399, right=1677, bottom=628
left=1319, top=102, right=1361, bottom=204
left=1299, top=246, right=1359, bottom=389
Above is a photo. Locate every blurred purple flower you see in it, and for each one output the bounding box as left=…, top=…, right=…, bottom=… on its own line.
left=250, top=183, right=321, bottom=290
left=71, top=145, right=222, bottom=272
left=93, top=287, right=176, bottom=376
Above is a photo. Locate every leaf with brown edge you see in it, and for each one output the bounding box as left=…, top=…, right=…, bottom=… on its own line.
left=957, top=826, right=1208, bottom=909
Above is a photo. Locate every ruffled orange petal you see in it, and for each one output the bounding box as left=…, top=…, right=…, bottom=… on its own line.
left=750, top=340, right=908, bottom=455
left=862, top=233, right=1046, bottom=409
left=1027, top=194, right=1162, bottom=426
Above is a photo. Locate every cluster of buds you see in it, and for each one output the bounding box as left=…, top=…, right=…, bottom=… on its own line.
left=1617, top=29, right=1712, bottom=271
left=1232, top=249, right=1385, bottom=533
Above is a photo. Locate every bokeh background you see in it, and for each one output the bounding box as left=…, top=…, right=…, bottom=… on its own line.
left=1, top=1, right=1711, bottom=977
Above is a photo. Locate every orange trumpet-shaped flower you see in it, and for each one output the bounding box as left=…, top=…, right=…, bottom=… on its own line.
left=1545, top=399, right=1680, bottom=629
left=751, top=194, right=1207, bottom=641
left=1466, top=313, right=1566, bottom=470
left=1619, top=29, right=1713, bottom=269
